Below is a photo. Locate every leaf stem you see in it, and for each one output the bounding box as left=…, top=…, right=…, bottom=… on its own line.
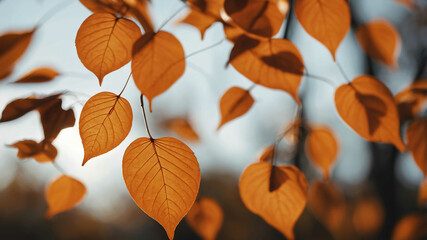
left=185, top=38, right=225, bottom=59
left=118, top=73, right=132, bottom=97
left=303, top=73, right=336, bottom=87
left=140, top=94, right=153, bottom=140
left=283, top=0, right=294, bottom=39
left=157, top=5, right=187, bottom=31
left=52, top=161, right=67, bottom=175
left=36, top=0, right=75, bottom=28
left=336, top=61, right=351, bottom=83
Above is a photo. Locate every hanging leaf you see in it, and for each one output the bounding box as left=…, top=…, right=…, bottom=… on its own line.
left=11, top=140, right=57, bottom=163
left=0, top=94, right=61, bottom=123
left=122, top=137, right=201, bottom=239
left=419, top=178, right=427, bottom=205
left=80, top=92, right=133, bottom=166
left=392, top=214, right=427, bottom=240
left=38, top=98, right=75, bottom=142
left=14, top=67, right=59, bottom=84
left=76, top=13, right=142, bottom=85
left=224, top=0, right=288, bottom=38
left=406, top=117, right=427, bottom=175
left=305, top=126, right=339, bottom=179
left=307, top=180, right=346, bottom=233
left=356, top=20, right=401, bottom=68
left=186, top=197, right=223, bottom=240
left=179, top=0, right=224, bottom=39
left=352, top=197, right=384, bottom=236
left=132, top=31, right=186, bottom=111
left=123, top=0, right=154, bottom=33
left=45, top=175, right=86, bottom=218
left=258, top=145, right=274, bottom=163
left=0, top=30, right=35, bottom=80
left=217, top=86, right=254, bottom=130
left=334, top=75, right=406, bottom=151
left=395, top=80, right=427, bottom=123
left=162, top=117, right=199, bottom=142
left=79, top=0, right=128, bottom=15
left=295, top=0, right=350, bottom=60
left=229, top=36, right=304, bottom=104
left=239, top=162, right=307, bottom=239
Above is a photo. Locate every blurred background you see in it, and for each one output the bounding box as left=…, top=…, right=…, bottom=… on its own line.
left=0, top=0, right=426, bottom=239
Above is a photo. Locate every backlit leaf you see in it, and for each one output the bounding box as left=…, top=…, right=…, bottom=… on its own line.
left=334, top=75, right=406, bottom=151
left=305, top=126, right=339, bottom=179
left=295, top=0, right=350, bottom=60
left=239, top=162, right=307, bottom=239
left=392, top=214, right=427, bottom=240
left=356, top=20, right=401, bottom=68
left=162, top=117, right=199, bottom=142
left=132, top=31, right=186, bottom=111
left=395, top=80, right=427, bottom=122
left=123, top=0, right=154, bottom=33
left=79, top=92, right=133, bottom=166
left=419, top=178, right=427, bottom=205
left=224, top=0, right=288, bottom=38
left=229, top=36, right=304, bottom=104
left=352, top=197, right=384, bottom=236
left=14, top=67, right=59, bottom=83
left=0, top=30, right=34, bottom=80
left=11, top=140, right=57, bottom=163
left=0, top=94, right=61, bottom=123
left=79, top=0, right=128, bottom=15
left=45, top=175, right=86, bottom=218
left=38, top=98, right=75, bottom=142
left=122, top=137, right=201, bottom=239
left=186, top=197, right=223, bottom=240
left=406, top=117, right=427, bottom=175
left=76, top=13, right=142, bottom=85
left=217, top=86, right=254, bottom=130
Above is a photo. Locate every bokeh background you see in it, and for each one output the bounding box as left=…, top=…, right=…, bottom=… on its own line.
left=0, top=0, right=426, bottom=239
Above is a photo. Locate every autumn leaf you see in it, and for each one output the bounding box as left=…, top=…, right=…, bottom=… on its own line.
left=13, top=67, right=59, bottom=84
left=0, top=30, right=34, bottom=80
left=295, top=0, right=350, bottom=60
left=395, top=80, right=427, bottom=122
left=0, top=94, right=61, bottom=123
left=307, top=180, right=346, bottom=233
left=217, top=86, right=254, bottom=130
left=392, top=214, right=427, bottom=240
left=162, top=117, right=199, bottom=142
left=224, top=0, right=288, bottom=38
left=186, top=197, right=223, bottom=240
left=305, top=126, right=339, bottom=179
left=239, top=162, right=307, bottom=239
left=334, top=75, right=406, bottom=151
left=38, top=98, right=75, bottom=142
left=79, top=0, right=129, bottom=15
left=122, top=137, right=201, bottom=239
left=45, top=175, right=86, bottom=218
left=79, top=92, right=133, bottom=166
left=258, top=145, right=274, bottom=163
left=75, top=13, right=142, bottom=85
left=11, top=140, right=57, bottom=163
left=132, top=31, right=186, bottom=111
left=179, top=0, right=224, bottom=39
left=229, top=36, right=304, bottom=104
left=123, top=0, right=154, bottom=33
left=419, top=178, right=427, bottom=205
left=352, top=197, right=384, bottom=235
left=356, top=20, right=401, bottom=68
left=406, top=117, right=427, bottom=175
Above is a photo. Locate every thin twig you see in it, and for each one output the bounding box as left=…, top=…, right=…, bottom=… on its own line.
left=140, top=95, right=153, bottom=140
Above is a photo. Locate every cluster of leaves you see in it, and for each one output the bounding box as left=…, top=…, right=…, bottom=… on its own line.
left=0, top=0, right=426, bottom=239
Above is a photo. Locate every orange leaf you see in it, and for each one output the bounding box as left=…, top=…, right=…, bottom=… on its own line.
left=123, top=0, right=154, bottom=33
left=392, top=214, right=427, bottom=240
left=132, top=31, right=185, bottom=111
left=38, top=98, right=75, bottom=142
left=406, top=117, right=427, bottom=175
left=75, top=13, right=142, bottom=85
left=295, top=0, right=350, bottom=60
left=14, top=67, right=59, bottom=83
left=186, top=197, right=223, bottom=240
left=122, top=137, right=201, bottom=239
left=0, top=30, right=34, bottom=80
left=419, top=178, right=427, bottom=205
left=239, top=162, right=307, bottom=239
left=224, top=0, right=288, bottom=38
left=0, top=94, right=61, bottom=123
left=307, top=180, right=346, bottom=233
left=217, top=86, right=254, bottom=130
left=334, top=75, right=406, bottom=151
left=162, top=117, right=199, bottom=142
left=79, top=0, right=128, bottom=15
left=356, top=20, right=401, bottom=68
left=229, top=37, right=304, bottom=104
left=352, top=197, right=384, bottom=235
left=11, top=140, right=57, bottom=163
left=45, top=175, right=86, bottom=218
left=258, top=145, right=274, bottom=163
left=395, top=80, right=427, bottom=122
left=305, top=126, right=339, bottom=179
left=79, top=92, right=133, bottom=166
